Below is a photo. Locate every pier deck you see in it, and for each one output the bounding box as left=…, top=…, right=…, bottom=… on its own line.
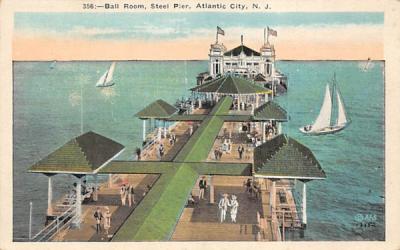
left=52, top=174, right=158, bottom=241
left=172, top=176, right=272, bottom=241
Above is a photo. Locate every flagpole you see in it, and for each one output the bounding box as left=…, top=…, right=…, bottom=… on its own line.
left=264, top=28, right=266, bottom=45
left=267, top=27, right=269, bottom=44
left=216, top=27, right=218, bottom=44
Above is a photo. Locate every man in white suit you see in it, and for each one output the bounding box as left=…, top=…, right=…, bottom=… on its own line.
left=218, top=193, right=231, bottom=223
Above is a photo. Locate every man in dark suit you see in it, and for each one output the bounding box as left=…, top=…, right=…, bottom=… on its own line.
left=93, top=207, right=103, bottom=234
left=198, top=176, right=207, bottom=200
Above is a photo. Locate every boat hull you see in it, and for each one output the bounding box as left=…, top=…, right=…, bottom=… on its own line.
left=96, top=82, right=115, bottom=88
left=299, top=124, right=348, bottom=135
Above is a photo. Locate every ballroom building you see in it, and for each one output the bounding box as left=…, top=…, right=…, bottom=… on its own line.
left=197, top=35, right=287, bottom=94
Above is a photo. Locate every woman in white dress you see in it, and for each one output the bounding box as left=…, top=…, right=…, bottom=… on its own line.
left=230, top=195, right=239, bottom=223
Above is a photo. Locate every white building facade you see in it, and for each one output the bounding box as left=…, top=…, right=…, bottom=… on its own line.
left=208, top=41, right=276, bottom=79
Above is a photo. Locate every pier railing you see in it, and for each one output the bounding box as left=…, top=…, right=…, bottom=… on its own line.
left=30, top=202, right=76, bottom=242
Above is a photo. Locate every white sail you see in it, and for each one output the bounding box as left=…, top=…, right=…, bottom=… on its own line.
left=96, top=70, right=108, bottom=87
left=311, top=84, right=332, bottom=132
left=105, top=62, right=116, bottom=84
left=96, top=62, right=116, bottom=87
left=336, top=90, right=347, bottom=126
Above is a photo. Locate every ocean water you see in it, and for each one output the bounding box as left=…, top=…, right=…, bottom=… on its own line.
left=13, top=60, right=384, bottom=241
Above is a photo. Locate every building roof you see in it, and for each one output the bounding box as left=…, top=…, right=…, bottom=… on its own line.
left=29, top=131, right=124, bottom=174
left=254, top=73, right=267, bottom=82
left=135, top=99, right=178, bottom=119
left=253, top=101, right=288, bottom=121
left=254, top=134, right=326, bottom=179
left=191, top=75, right=271, bottom=95
left=224, top=45, right=261, bottom=57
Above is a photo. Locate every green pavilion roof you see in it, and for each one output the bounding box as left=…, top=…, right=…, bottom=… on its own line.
left=29, top=131, right=124, bottom=174
left=191, top=75, right=271, bottom=95
left=224, top=44, right=261, bottom=57
left=254, top=134, right=326, bottom=179
left=253, top=101, right=288, bottom=121
left=135, top=99, right=178, bottom=119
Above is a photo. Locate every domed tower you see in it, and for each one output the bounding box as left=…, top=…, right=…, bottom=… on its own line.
left=260, top=42, right=275, bottom=77
left=209, top=43, right=226, bottom=77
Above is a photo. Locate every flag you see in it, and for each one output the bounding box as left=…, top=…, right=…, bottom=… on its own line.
left=268, top=27, right=277, bottom=37
left=217, top=26, right=225, bottom=36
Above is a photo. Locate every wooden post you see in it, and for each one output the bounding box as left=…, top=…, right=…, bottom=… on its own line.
left=157, top=122, right=162, bottom=142
left=302, top=181, right=307, bottom=225
left=256, top=94, right=259, bottom=108
left=73, top=175, right=82, bottom=228
left=278, top=122, right=282, bottom=135
left=93, top=174, right=98, bottom=201
left=108, top=174, right=113, bottom=188
left=29, top=202, right=33, bottom=240
left=262, top=122, right=266, bottom=143
left=142, top=119, right=146, bottom=142
left=209, top=175, right=214, bottom=204
left=271, top=180, right=276, bottom=210
left=47, top=175, right=53, bottom=216
left=282, top=211, right=285, bottom=241
left=163, top=120, right=167, bottom=138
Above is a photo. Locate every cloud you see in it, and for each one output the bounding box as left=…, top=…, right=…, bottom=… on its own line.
left=70, top=26, right=124, bottom=36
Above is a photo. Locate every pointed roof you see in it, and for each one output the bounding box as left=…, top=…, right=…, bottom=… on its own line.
left=135, top=99, right=178, bottom=119
left=29, top=131, right=124, bottom=174
left=254, top=134, right=326, bottom=180
left=191, top=75, right=271, bottom=95
left=224, top=45, right=260, bottom=56
left=254, top=73, right=267, bottom=82
left=253, top=101, right=288, bottom=121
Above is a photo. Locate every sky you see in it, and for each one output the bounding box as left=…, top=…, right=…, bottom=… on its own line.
left=13, top=12, right=384, bottom=60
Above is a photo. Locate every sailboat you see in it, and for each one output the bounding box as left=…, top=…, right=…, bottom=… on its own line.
left=96, top=62, right=116, bottom=87
left=299, top=74, right=350, bottom=135
left=49, top=60, right=57, bottom=69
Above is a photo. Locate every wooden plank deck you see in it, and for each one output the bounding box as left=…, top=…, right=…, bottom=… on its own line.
left=171, top=176, right=272, bottom=241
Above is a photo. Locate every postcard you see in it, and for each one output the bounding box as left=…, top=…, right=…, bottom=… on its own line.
left=1, top=0, right=399, bottom=249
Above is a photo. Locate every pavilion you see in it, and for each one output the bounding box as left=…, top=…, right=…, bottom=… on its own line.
left=28, top=131, right=125, bottom=227
left=253, top=134, right=326, bottom=226
left=190, top=75, right=272, bottom=112
left=135, top=99, right=178, bottom=142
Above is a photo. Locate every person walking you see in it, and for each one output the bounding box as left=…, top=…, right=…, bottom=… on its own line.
left=128, top=185, right=135, bottom=207
left=238, top=145, right=244, bottom=159
left=103, top=207, right=111, bottom=236
left=159, top=144, right=165, bottom=158
left=120, top=184, right=127, bottom=206
left=218, top=193, right=231, bottom=223
left=93, top=207, right=103, bottom=234
left=230, top=195, right=239, bottom=223
left=198, top=176, right=207, bottom=200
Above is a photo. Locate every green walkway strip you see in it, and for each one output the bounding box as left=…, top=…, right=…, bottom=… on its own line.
left=132, top=164, right=198, bottom=240
left=173, top=116, right=224, bottom=162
